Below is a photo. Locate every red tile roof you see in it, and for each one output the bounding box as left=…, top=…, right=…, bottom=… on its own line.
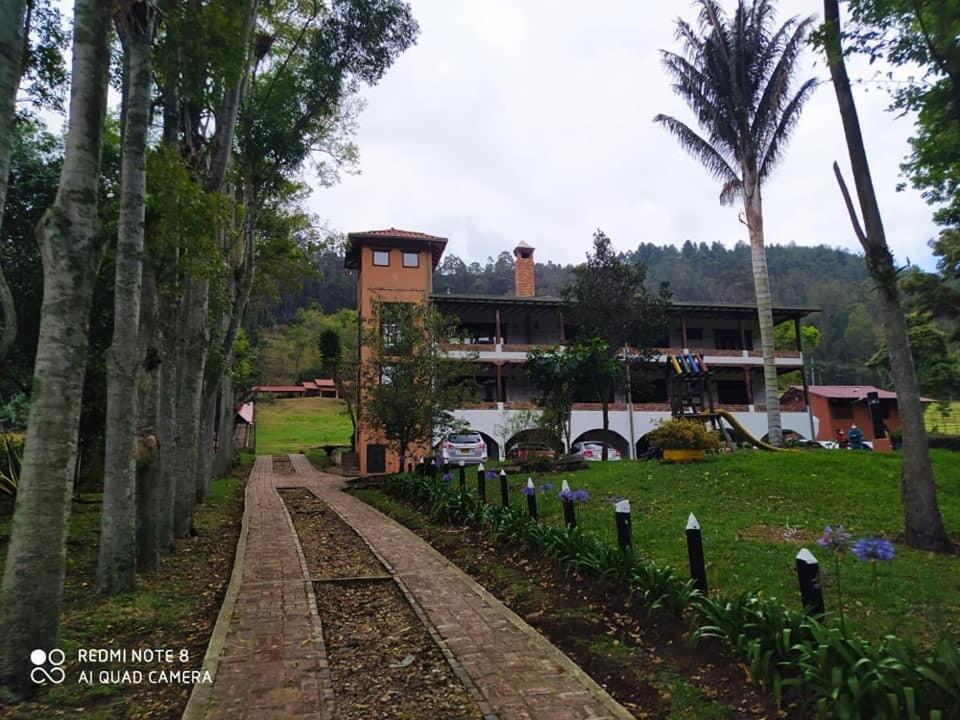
left=349, top=227, right=446, bottom=241
left=799, top=385, right=934, bottom=402
left=301, top=381, right=318, bottom=389
left=252, top=385, right=306, bottom=393
left=314, top=378, right=336, bottom=388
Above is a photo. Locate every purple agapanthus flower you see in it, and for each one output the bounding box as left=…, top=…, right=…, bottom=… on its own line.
left=573, top=489, right=590, bottom=503
left=817, top=525, right=852, bottom=553
left=852, top=537, right=895, bottom=563
left=539, top=482, right=554, bottom=493
left=486, top=470, right=498, bottom=480
left=520, top=484, right=535, bottom=497
left=558, top=488, right=573, bottom=502
left=442, top=472, right=452, bottom=484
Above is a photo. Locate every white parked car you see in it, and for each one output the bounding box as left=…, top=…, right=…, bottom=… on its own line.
left=571, top=441, right=622, bottom=461
left=440, top=432, right=488, bottom=464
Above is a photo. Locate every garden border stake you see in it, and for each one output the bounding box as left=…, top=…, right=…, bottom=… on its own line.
left=458, top=460, right=466, bottom=490
left=615, top=499, right=632, bottom=548
left=561, top=479, right=576, bottom=528
left=796, top=548, right=826, bottom=616
left=477, top=463, right=486, bottom=504
left=499, top=469, right=509, bottom=508
left=525, top=478, right=538, bottom=520
left=686, top=513, right=707, bottom=594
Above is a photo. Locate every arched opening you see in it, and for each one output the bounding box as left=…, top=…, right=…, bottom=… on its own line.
left=505, top=428, right=563, bottom=456
left=572, top=429, right=629, bottom=457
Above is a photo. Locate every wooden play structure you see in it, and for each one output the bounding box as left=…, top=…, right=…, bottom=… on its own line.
left=665, top=353, right=783, bottom=451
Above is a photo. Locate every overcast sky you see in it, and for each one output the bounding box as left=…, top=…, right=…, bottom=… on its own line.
left=308, top=0, right=940, bottom=270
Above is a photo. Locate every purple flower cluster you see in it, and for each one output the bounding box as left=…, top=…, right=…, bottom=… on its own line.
left=852, top=537, right=895, bottom=563
left=520, top=484, right=535, bottom=497
left=817, top=525, right=853, bottom=553
left=486, top=470, right=498, bottom=481
left=539, top=482, right=554, bottom=493
left=442, top=472, right=452, bottom=484
left=559, top=488, right=590, bottom=503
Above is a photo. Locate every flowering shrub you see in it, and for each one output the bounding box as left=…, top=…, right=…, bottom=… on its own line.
left=817, top=525, right=852, bottom=553
left=648, top=419, right=720, bottom=450
left=851, top=537, right=895, bottom=563
left=520, top=484, right=535, bottom=497
left=559, top=488, right=590, bottom=503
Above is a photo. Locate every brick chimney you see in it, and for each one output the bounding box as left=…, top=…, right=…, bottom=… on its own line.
left=513, top=241, right=535, bottom=297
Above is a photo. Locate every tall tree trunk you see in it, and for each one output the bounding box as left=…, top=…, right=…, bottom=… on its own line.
left=173, top=278, right=207, bottom=537
left=213, top=373, right=235, bottom=477
left=0, top=0, right=112, bottom=692
left=196, top=386, right=216, bottom=502
left=135, top=257, right=161, bottom=573
left=743, top=181, right=783, bottom=446
left=0, top=0, right=28, bottom=363
left=601, top=397, right=610, bottom=461
left=157, top=308, right=178, bottom=552
left=823, top=0, right=951, bottom=552
left=98, top=1, right=155, bottom=596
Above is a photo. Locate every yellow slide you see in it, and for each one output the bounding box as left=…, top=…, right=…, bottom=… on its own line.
left=702, top=410, right=790, bottom=452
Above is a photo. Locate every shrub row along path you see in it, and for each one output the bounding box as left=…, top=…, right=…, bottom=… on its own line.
left=184, top=454, right=635, bottom=720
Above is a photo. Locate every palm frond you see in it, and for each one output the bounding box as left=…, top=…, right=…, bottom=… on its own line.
left=758, top=77, right=818, bottom=180
left=720, top=177, right=744, bottom=206
left=752, top=15, right=816, bottom=149
left=653, top=114, right=741, bottom=187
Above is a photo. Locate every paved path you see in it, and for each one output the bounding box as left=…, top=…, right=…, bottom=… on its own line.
left=184, top=455, right=633, bottom=720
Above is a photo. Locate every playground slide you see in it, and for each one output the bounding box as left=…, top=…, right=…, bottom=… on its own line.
left=707, top=409, right=788, bottom=452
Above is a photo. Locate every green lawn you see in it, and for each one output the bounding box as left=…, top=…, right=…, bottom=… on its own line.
left=455, top=449, right=960, bottom=645
left=255, top=396, right=352, bottom=455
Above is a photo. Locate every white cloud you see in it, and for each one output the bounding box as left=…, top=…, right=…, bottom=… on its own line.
left=307, top=0, right=941, bottom=270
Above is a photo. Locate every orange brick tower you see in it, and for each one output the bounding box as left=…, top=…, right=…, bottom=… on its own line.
left=344, top=228, right=447, bottom=474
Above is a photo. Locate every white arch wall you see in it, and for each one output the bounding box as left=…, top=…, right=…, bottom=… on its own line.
left=452, top=407, right=819, bottom=459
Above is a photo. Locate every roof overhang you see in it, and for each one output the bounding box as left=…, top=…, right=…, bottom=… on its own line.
left=345, top=229, right=448, bottom=270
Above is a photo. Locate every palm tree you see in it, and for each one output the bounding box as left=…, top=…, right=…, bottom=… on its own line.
left=655, top=0, right=816, bottom=446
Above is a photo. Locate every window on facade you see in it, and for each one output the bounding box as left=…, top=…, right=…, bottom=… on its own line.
left=713, top=329, right=742, bottom=350
left=380, top=364, right=395, bottom=385
left=830, top=401, right=854, bottom=419
left=379, top=302, right=411, bottom=351
left=460, top=323, right=496, bottom=344
left=402, top=251, right=419, bottom=268
left=716, top=380, right=749, bottom=404
left=373, top=249, right=390, bottom=266
left=686, top=327, right=704, bottom=340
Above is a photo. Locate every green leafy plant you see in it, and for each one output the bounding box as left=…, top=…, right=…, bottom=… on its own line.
left=0, top=432, right=24, bottom=497
left=648, top=418, right=720, bottom=451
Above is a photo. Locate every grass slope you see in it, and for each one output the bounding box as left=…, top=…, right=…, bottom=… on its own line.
left=255, top=396, right=352, bottom=455
left=461, top=450, right=960, bottom=644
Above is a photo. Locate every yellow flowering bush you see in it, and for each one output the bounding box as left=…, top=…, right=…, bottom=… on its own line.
left=648, top=419, right=720, bottom=450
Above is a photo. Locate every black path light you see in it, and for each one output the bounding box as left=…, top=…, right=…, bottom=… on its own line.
left=429, top=457, right=437, bottom=480
left=525, top=478, right=538, bottom=520
left=477, top=463, right=486, bottom=504
left=500, top=469, right=509, bottom=508
left=458, top=460, right=466, bottom=490
left=561, top=479, right=576, bottom=528
left=615, top=499, right=632, bottom=549
left=443, top=459, right=450, bottom=476
left=417, top=456, right=425, bottom=476
left=686, top=513, right=708, bottom=594
left=796, top=548, right=826, bottom=616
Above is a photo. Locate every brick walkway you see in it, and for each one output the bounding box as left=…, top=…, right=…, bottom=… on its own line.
left=184, top=455, right=633, bottom=720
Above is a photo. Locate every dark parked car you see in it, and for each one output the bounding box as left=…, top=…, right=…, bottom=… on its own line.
left=506, top=442, right=557, bottom=461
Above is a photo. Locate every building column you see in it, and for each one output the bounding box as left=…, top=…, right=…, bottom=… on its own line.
left=495, top=362, right=503, bottom=403
left=559, top=311, right=565, bottom=343
left=681, top=314, right=688, bottom=348
left=743, top=366, right=754, bottom=405
left=738, top=318, right=747, bottom=351
left=495, top=308, right=502, bottom=345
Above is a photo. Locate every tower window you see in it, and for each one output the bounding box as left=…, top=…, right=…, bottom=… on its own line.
left=373, top=249, right=390, bottom=266
left=402, top=252, right=419, bottom=268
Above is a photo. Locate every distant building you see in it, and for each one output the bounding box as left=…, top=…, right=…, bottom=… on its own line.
left=780, top=385, right=933, bottom=441
left=346, top=228, right=819, bottom=475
